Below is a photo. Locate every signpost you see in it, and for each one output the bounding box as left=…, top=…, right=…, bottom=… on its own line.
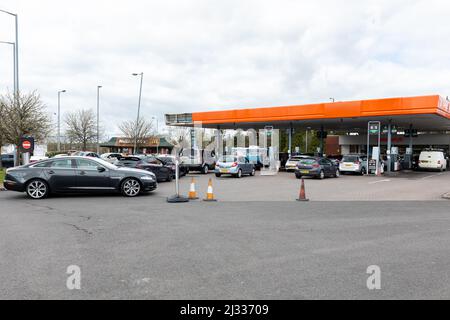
left=167, top=157, right=189, bottom=203
left=367, top=122, right=381, bottom=176
left=20, top=137, right=34, bottom=165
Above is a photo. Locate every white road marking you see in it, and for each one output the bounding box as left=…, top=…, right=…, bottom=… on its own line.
left=369, top=179, right=391, bottom=184
left=420, top=173, right=445, bottom=180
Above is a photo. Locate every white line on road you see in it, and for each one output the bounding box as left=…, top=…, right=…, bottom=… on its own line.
left=420, top=173, right=445, bottom=180
left=369, top=179, right=391, bottom=184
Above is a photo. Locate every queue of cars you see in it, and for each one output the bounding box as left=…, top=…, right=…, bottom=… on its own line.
left=284, top=148, right=448, bottom=181
left=2, top=146, right=448, bottom=200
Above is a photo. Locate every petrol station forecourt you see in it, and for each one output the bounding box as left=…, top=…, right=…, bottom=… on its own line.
left=166, top=94, right=450, bottom=174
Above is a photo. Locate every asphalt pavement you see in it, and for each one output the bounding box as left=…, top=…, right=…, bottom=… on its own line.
left=1, top=185, right=449, bottom=299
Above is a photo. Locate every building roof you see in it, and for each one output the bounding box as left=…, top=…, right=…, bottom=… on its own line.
left=165, top=95, right=450, bottom=131
left=101, top=137, right=174, bottom=148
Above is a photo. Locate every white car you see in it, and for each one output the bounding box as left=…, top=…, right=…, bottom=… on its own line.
left=285, top=155, right=309, bottom=172
left=101, top=152, right=123, bottom=163
left=29, top=156, right=48, bottom=163
left=53, top=154, right=69, bottom=158
left=339, top=154, right=368, bottom=175
left=418, top=150, right=447, bottom=171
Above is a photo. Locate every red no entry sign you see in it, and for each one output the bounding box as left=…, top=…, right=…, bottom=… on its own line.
left=20, top=137, right=35, bottom=153
left=22, top=141, right=31, bottom=150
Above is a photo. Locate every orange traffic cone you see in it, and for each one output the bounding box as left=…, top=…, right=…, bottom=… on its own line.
left=203, top=178, right=218, bottom=202
left=297, top=178, right=309, bottom=202
left=188, top=178, right=199, bottom=200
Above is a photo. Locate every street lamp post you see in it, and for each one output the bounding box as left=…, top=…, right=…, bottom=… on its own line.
left=151, top=116, right=159, bottom=154
left=96, top=86, right=102, bottom=155
left=57, top=90, right=66, bottom=152
left=132, top=72, right=144, bottom=154
left=0, top=41, right=16, bottom=93
left=0, top=9, right=19, bottom=94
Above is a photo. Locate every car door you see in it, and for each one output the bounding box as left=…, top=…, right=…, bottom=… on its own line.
left=42, top=159, right=77, bottom=191
left=75, top=158, right=112, bottom=190
left=241, top=157, right=252, bottom=174
left=320, top=159, right=332, bottom=176
left=143, top=157, right=165, bottom=180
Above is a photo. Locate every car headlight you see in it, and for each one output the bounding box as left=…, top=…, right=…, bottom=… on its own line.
left=140, top=175, right=155, bottom=181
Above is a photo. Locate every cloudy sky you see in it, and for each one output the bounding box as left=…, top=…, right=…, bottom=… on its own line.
left=1, top=0, right=450, bottom=136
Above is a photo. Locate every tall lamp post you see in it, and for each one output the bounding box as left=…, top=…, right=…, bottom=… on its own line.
left=96, top=86, right=102, bottom=154
left=151, top=116, right=159, bottom=154
left=132, top=72, right=144, bottom=154
left=57, top=90, right=66, bottom=152
left=0, top=41, right=16, bottom=93
left=0, top=9, right=19, bottom=94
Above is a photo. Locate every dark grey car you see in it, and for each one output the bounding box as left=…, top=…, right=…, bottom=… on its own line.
left=295, top=157, right=340, bottom=179
left=3, top=157, right=157, bottom=199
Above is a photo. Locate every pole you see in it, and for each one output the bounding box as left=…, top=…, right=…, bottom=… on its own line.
left=319, top=125, right=324, bottom=156
left=305, top=129, right=308, bottom=153
left=387, top=121, right=392, bottom=175
left=367, top=122, right=370, bottom=176
left=57, top=91, right=61, bottom=152
left=96, top=86, right=102, bottom=154
left=133, top=73, right=144, bottom=155
left=0, top=42, right=15, bottom=93
left=288, top=124, right=292, bottom=156
left=14, top=14, right=19, bottom=93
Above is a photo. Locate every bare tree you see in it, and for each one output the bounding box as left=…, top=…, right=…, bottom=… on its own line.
left=65, top=109, right=97, bottom=151
left=0, top=91, right=52, bottom=165
left=0, top=101, right=5, bottom=170
left=118, top=118, right=154, bottom=150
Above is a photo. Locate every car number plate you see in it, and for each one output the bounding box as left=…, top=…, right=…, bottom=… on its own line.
left=345, top=164, right=353, bottom=167
left=300, top=170, right=310, bottom=174
left=220, top=169, right=229, bottom=173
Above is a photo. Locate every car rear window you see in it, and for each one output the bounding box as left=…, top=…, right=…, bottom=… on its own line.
left=220, top=156, right=238, bottom=162
left=342, top=156, right=359, bottom=162
left=299, top=159, right=317, bottom=165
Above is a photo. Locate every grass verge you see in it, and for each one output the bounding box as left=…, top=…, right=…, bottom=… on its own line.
left=0, top=168, right=5, bottom=185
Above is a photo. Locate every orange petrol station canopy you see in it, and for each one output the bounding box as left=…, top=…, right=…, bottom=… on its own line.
left=165, top=95, right=450, bottom=131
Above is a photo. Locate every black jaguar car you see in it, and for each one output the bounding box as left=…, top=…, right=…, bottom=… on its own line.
left=3, top=157, right=157, bottom=199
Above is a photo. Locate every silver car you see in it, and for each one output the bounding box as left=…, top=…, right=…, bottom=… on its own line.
left=215, top=156, right=256, bottom=178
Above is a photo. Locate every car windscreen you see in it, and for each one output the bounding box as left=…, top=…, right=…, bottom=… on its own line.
left=158, top=157, right=174, bottom=164
left=298, top=159, right=317, bottom=165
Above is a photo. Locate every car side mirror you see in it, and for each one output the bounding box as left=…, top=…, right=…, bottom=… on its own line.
left=97, top=166, right=106, bottom=172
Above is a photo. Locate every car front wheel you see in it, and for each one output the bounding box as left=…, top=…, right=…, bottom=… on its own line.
left=318, top=170, right=325, bottom=180
left=235, top=169, right=242, bottom=178
left=26, top=179, right=49, bottom=200
left=202, top=165, right=209, bottom=175
left=121, top=178, right=141, bottom=197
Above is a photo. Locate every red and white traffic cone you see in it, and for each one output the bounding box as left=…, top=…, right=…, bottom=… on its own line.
left=297, top=178, right=309, bottom=202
